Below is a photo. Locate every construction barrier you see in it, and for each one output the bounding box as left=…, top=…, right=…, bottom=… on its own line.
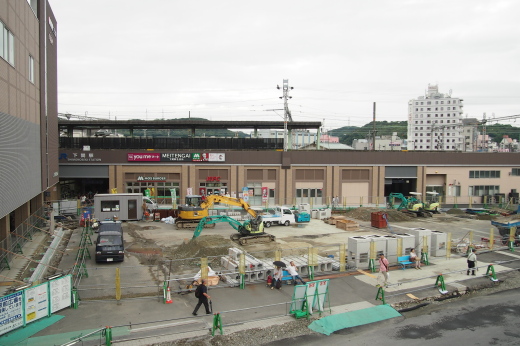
left=375, top=286, right=385, bottom=305
left=212, top=313, right=223, bottom=336
left=0, top=275, right=73, bottom=336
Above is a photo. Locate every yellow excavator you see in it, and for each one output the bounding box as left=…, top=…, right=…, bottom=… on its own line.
left=176, top=194, right=258, bottom=229
left=176, top=194, right=274, bottom=244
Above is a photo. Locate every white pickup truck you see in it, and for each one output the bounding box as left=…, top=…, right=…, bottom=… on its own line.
left=258, top=206, right=294, bottom=227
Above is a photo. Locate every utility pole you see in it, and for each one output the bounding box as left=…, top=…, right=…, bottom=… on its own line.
left=372, top=102, right=377, bottom=151
left=277, top=79, right=294, bottom=152
left=482, top=112, right=487, bottom=152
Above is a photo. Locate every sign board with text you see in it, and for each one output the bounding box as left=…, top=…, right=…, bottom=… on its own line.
left=128, top=153, right=226, bottom=162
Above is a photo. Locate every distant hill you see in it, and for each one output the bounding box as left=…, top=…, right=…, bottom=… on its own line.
left=328, top=121, right=520, bottom=146
left=328, top=121, right=408, bottom=146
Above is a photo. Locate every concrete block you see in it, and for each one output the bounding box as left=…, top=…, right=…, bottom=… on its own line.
left=256, top=270, right=265, bottom=280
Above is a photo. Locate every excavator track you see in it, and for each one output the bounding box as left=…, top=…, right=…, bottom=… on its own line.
left=230, top=234, right=276, bottom=245
left=175, top=220, right=216, bottom=230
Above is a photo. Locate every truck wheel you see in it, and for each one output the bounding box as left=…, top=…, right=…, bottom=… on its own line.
left=284, top=220, right=290, bottom=226
left=264, top=221, right=272, bottom=228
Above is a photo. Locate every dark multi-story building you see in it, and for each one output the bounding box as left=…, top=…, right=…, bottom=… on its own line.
left=0, top=0, right=58, bottom=239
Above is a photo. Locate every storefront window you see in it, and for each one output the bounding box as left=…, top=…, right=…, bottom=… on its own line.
left=199, top=182, right=228, bottom=196
left=295, top=188, right=323, bottom=205
left=126, top=182, right=180, bottom=204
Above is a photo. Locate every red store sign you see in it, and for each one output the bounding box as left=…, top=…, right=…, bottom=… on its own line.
left=206, top=176, right=221, bottom=182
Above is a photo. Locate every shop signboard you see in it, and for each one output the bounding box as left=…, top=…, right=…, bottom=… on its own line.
left=262, top=187, right=268, bottom=203
left=0, top=292, right=23, bottom=336
left=127, top=153, right=161, bottom=161
left=128, top=153, right=226, bottom=162
left=242, top=187, right=249, bottom=202
left=170, top=188, right=177, bottom=207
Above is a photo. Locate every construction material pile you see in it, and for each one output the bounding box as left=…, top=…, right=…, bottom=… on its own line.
left=446, top=208, right=465, bottom=215
left=344, top=207, right=413, bottom=222
left=172, top=235, right=237, bottom=259
left=220, top=247, right=339, bottom=286
left=323, top=216, right=360, bottom=231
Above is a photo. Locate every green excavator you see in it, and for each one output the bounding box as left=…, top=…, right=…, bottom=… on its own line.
left=388, top=192, right=436, bottom=218
left=192, top=215, right=275, bottom=245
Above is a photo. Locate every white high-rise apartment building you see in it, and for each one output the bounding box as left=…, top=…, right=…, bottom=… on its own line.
left=407, top=84, right=464, bottom=151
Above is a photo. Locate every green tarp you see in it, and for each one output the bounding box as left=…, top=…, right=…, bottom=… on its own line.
left=308, top=305, right=401, bottom=335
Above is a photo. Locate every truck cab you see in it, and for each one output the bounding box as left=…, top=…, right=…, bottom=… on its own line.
left=262, top=206, right=294, bottom=227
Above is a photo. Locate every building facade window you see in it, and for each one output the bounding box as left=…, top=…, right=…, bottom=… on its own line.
left=468, top=185, right=500, bottom=196
left=512, top=168, right=520, bottom=176
left=125, top=172, right=181, bottom=204
left=1, top=20, right=15, bottom=65
left=29, top=55, right=34, bottom=83
left=469, top=170, right=501, bottom=178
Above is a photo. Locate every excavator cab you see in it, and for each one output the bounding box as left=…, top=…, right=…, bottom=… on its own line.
left=240, top=215, right=264, bottom=236
left=177, top=195, right=210, bottom=222
left=185, top=195, right=203, bottom=207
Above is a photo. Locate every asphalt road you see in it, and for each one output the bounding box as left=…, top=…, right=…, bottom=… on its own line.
left=269, top=288, right=520, bottom=345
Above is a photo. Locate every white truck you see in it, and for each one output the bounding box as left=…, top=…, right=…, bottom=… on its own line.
left=259, top=206, right=294, bottom=227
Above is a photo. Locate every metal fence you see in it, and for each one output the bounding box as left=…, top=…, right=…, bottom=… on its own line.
left=0, top=206, right=48, bottom=272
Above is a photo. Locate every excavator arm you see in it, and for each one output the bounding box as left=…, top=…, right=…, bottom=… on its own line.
left=200, top=195, right=258, bottom=218
left=192, top=215, right=243, bottom=239
left=388, top=193, right=409, bottom=210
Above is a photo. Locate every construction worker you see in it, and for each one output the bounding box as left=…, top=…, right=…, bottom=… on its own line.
left=192, top=279, right=211, bottom=315
left=379, top=253, right=390, bottom=286
left=467, top=249, right=477, bottom=275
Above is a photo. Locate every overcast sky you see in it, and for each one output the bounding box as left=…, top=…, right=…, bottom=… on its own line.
left=50, top=0, right=520, bottom=131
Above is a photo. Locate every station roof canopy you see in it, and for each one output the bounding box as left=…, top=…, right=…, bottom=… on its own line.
left=58, top=119, right=322, bottom=131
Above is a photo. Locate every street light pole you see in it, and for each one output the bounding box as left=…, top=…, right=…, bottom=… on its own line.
left=277, top=79, right=294, bottom=152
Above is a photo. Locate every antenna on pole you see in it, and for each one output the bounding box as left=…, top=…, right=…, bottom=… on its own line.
left=372, top=102, right=377, bottom=151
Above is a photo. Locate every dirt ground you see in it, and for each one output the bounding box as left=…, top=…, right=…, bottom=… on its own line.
left=343, top=207, right=413, bottom=222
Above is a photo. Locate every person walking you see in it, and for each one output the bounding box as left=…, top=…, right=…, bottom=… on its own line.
left=142, top=201, right=148, bottom=221
left=378, top=253, right=390, bottom=286
left=467, top=248, right=477, bottom=276
left=271, top=266, right=283, bottom=290
left=192, top=279, right=211, bottom=315
left=287, top=261, right=306, bottom=285
left=410, top=249, right=421, bottom=269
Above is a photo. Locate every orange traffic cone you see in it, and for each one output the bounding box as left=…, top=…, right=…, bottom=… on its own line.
left=165, top=286, right=173, bottom=304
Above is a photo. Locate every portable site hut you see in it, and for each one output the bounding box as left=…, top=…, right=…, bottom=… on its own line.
left=94, top=193, right=143, bottom=221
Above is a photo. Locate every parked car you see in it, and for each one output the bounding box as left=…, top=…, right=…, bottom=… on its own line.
left=95, top=221, right=124, bottom=262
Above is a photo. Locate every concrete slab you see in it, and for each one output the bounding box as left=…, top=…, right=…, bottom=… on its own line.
left=353, top=256, right=510, bottom=293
